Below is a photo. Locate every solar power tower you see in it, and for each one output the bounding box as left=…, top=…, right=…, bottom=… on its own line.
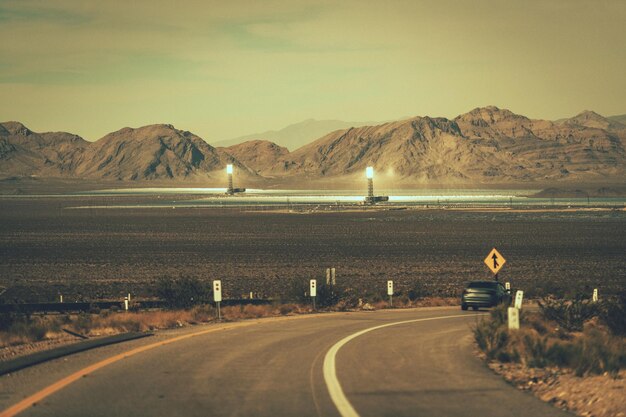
left=225, top=164, right=246, bottom=195
left=364, top=166, right=389, bottom=204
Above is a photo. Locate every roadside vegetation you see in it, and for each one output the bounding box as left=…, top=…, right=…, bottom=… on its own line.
left=474, top=293, right=626, bottom=376
left=0, top=277, right=455, bottom=350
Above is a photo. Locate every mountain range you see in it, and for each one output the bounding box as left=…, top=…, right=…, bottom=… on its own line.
left=212, top=118, right=379, bottom=151
left=1, top=107, right=625, bottom=186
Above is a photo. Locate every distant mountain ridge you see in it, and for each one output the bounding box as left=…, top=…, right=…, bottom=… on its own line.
left=213, top=118, right=379, bottom=151
left=1, top=106, right=625, bottom=184
left=608, top=114, right=626, bottom=126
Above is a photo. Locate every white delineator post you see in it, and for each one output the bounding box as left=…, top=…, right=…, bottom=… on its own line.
left=124, top=296, right=129, bottom=311
left=387, top=280, right=394, bottom=307
left=59, top=294, right=63, bottom=303
left=514, top=290, right=524, bottom=310
left=326, top=268, right=331, bottom=285
left=213, top=280, right=222, bottom=319
left=508, top=307, right=520, bottom=330
left=127, top=293, right=131, bottom=302
left=310, top=279, right=317, bottom=310
left=505, top=282, right=511, bottom=292
left=592, top=288, right=598, bottom=302
left=331, top=268, right=336, bottom=285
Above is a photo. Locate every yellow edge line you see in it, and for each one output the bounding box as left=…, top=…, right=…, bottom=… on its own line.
left=0, top=307, right=458, bottom=417
left=0, top=321, right=257, bottom=417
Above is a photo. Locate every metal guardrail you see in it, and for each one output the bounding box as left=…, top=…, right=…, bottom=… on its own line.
left=0, top=298, right=273, bottom=314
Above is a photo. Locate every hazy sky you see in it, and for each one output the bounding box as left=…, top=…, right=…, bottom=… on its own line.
left=1, top=0, right=625, bottom=143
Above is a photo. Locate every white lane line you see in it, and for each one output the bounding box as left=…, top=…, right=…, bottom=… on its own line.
left=323, top=313, right=486, bottom=417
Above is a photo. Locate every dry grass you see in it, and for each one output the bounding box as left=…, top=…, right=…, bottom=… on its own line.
left=0, top=315, right=61, bottom=347
left=1, top=296, right=457, bottom=349
left=0, top=303, right=313, bottom=348
left=75, top=306, right=216, bottom=336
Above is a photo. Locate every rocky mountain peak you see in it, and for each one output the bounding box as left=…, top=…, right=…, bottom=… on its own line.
left=455, top=106, right=529, bottom=126
left=564, top=110, right=625, bottom=131
left=1, top=121, right=33, bottom=137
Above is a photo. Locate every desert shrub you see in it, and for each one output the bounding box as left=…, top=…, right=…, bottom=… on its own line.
left=475, top=303, right=625, bottom=376
left=490, top=304, right=508, bottom=326
left=285, top=278, right=348, bottom=308
left=156, top=276, right=211, bottom=309
left=0, top=314, right=57, bottom=346
left=572, top=323, right=626, bottom=376
left=241, top=305, right=270, bottom=318
left=521, top=331, right=548, bottom=368
left=190, top=304, right=214, bottom=322
left=538, top=295, right=600, bottom=331
left=0, top=311, right=20, bottom=331
left=524, top=313, right=549, bottom=335
left=314, top=281, right=345, bottom=307
left=545, top=340, right=578, bottom=367
left=71, top=313, right=93, bottom=334
left=474, top=319, right=508, bottom=359
left=599, top=293, right=626, bottom=336
left=473, top=306, right=509, bottom=359
left=286, top=279, right=309, bottom=303
left=278, top=304, right=296, bottom=315
left=406, top=280, right=432, bottom=301
left=7, top=318, right=47, bottom=342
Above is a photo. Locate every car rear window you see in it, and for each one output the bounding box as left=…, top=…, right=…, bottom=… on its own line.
left=468, top=282, right=497, bottom=289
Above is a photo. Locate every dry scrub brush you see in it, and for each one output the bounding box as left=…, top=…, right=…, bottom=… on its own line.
left=474, top=299, right=626, bottom=376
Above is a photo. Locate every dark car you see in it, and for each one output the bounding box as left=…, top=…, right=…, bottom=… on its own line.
left=461, top=281, right=511, bottom=311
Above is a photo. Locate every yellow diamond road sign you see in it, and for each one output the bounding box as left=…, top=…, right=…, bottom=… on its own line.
left=484, top=248, right=506, bottom=275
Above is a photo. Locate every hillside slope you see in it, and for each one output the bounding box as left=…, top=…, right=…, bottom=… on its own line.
left=264, top=107, right=626, bottom=184
left=0, top=122, right=89, bottom=177
left=1, top=107, right=624, bottom=185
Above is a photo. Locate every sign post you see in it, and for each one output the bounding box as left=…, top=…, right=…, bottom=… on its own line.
left=508, top=307, right=520, bottom=330
left=387, top=280, right=393, bottom=307
left=326, top=268, right=337, bottom=285
left=310, top=279, right=317, bottom=310
left=484, top=248, right=506, bottom=280
left=213, top=280, right=222, bottom=319
left=514, top=290, right=524, bottom=310
left=592, top=288, right=598, bottom=302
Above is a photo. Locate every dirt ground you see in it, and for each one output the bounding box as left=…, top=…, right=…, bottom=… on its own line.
left=488, top=361, right=626, bottom=417
left=0, top=196, right=624, bottom=302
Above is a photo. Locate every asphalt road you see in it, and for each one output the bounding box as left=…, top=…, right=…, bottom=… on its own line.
left=1, top=307, right=569, bottom=417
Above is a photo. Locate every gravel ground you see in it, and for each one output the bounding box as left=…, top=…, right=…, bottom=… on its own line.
left=0, top=197, right=624, bottom=303
left=487, top=361, right=625, bottom=417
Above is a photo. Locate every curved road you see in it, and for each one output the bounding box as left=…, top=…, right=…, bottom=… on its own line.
left=0, top=307, right=568, bottom=417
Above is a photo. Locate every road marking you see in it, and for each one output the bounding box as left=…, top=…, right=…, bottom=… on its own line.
left=323, top=313, right=486, bottom=417
left=0, top=311, right=356, bottom=417
left=0, top=321, right=264, bottom=417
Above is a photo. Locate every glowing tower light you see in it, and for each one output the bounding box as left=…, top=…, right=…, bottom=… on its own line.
left=366, top=166, right=374, bottom=198
left=225, top=164, right=246, bottom=195
left=226, top=164, right=234, bottom=194
left=364, top=165, right=388, bottom=205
